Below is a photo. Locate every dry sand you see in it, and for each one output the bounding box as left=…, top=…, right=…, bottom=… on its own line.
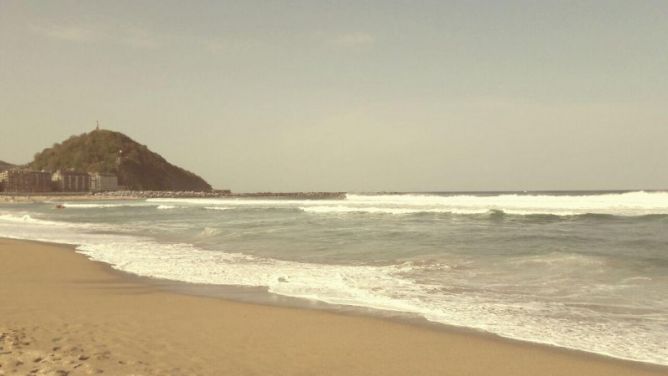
left=0, top=238, right=665, bottom=376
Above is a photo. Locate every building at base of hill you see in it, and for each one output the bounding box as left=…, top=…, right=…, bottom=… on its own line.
left=0, top=169, right=53, bottom=192
left=89, top=172, right=119, bottom=192
left=52, top=170, right=90, bottom=192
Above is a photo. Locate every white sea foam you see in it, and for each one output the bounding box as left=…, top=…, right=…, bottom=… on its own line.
left=62, top=202, right=157, bottom=209
left=0, top=213, right=85, bottom=227
left=150, top=198, right=332, bottom=206
left=150, top=191, right=668, bottom=216
left=66, top=239, right=668, bottom=366
left=156, top=205, right=177, bottom=210
left=300, top=206, right=479, bottom=215
left=197, top=227, right=223, bottom=237
left=343, top=191, right=668, bottom=216
left=0, top=213, right=53, bottom=225
left=203, top=206, right=232, bottom=211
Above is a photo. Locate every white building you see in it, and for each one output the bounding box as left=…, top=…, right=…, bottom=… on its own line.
left=89, top=172, right=118, bottom=192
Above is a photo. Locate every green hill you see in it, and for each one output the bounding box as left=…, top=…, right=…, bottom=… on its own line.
left=31, top=130, right=212, bottom=191
left=0, top=160, right=16, bottom=171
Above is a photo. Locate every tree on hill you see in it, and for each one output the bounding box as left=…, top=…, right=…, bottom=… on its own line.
left=30, top=129, right=212, bottom=191
left=0, top=160, right=16, bottom=171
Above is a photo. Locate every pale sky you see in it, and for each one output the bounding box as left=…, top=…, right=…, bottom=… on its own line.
left=1, top=1, right=667, bottom=192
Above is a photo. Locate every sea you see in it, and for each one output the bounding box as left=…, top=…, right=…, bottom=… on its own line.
left=0, top=191, right=667, bottom=366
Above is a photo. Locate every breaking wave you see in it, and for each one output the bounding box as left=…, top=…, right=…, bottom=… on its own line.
left=61, top=202, right=158, bottom=209
left=340, top=191, right=668, bottom=217
left=151, top=191, right=668, bottom=217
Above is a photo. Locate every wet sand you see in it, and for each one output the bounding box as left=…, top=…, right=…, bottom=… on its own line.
left=0, top=238, right=665, bottom=375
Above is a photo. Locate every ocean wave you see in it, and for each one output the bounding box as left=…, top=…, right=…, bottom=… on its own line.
left=149, top=191, right=668, bottom=217
left=299, top=206, right=668, bottom=220
left=342, top=191, right=668, bottom=216
left=508, top=252, right=606, bottom=267
left=72, top=239, right=668, bottom=366
left=202, top=206, right=305, bottom=214
left=300, top=206, right=461, bottom=215
left=0, top=213, right=78, bottom=227
left=150, top=198, right=344, bottom=206
left=61, top=202, right=157, bottom=209
left=196, top=227, right=223, bottom=238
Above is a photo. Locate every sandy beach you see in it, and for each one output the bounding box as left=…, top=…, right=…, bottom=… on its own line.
left=0, top=238, right=665, bottom=376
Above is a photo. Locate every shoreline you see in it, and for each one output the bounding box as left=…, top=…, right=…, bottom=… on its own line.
left=135, top=272, right=668, bottom=370
left=59, top=242, right=668, bottom=371
left=1, top=237, right=666, bottom=375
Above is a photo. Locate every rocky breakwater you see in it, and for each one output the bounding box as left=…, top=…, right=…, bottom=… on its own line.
left=230, top=192, right=347, bottom=200
left=94, top=191, right=227, bottom=199
left=95, top=191, right=347, bottom=200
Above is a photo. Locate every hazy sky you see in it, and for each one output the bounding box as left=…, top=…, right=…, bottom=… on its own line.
left=1, top=1, right=667, bottom=192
